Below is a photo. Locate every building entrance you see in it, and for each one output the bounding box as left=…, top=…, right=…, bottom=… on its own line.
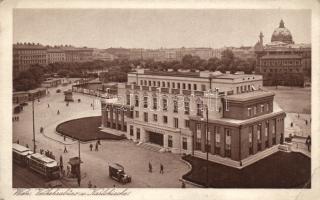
left=148, top=131, right=164, bottom=146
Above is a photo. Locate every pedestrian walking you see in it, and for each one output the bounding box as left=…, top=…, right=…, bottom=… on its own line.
left=88, top=181, right=92, bottom=188
left=48, top=104, right=50, bottom=108
left=67, top=165, right=70, bottom=177
left=57, top=110, right=60, bottom=115
left=181, top=181, right=186, bottom=188
left=64, top=146, right=68, bottom=153
left=97, top=139, right=101, bottom=145
left=38, top=99, right=40, bottom=102
left=305, top=120, right=308, bottom=125
left=93, top=185, right=97, bottom=188
left=17, top=116, right=19, bottom=121
left=95, top=143, right=99, bottom=151
left=160, top=163, right=164, bottom=174
left=16, top=139, right=19, bottom=144
left=306, top=135, right=311, bottom=152
left=60, top=155, right=63, bottom=171
left=290, top=122, right=293, bottom=127
left=298, top=114, right=300, bottom=118
left=148, top=162, right=152, bottom=173
left=77, top=176, right=81, bottom=187
left=26, top=144, right=29, bottom=148
left=64, top=135, right=66, bottom=141
left=89, top=144, right=93, bottom=151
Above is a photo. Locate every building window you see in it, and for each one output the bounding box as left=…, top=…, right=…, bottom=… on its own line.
left=172, top=82, right=175, bottom=88
left=196, top=123, right=201, bottom=150
left=248, top=108, right=252, bottom=117
left=236, top=87, right=239, bottom=94
left=144, top=80, right=147, bottom=85
left=177, top=83, right=180, bottom=89
left=206, top=131, right=211, bottom=152
left=136, top=128, right=140, bottom=140
left=254, top=106, right=257, bottom=115
left=265, top=121, right=269, bottom=148
left=197, top=103, right=203, bottom=117
left=173, top=100, right=178, bottom=113
left=149, top=81, right=151, bottom=86
left=174, top=118, right=179, bottom=128
left=126, top=94, right=130, bottom=105
left=143, top=96, right=148, bottom=108
left=167, top=82, right=170, bottom=88
left=135, top=95, right=139, bottom=107
left=162, top=98, right=168, bottom=111
left=168, top=135, right=173, bottom=148
left=215, top=127, right=220, bottom=154
left=257, top=124, right=262, bottom=151
left=182, top=137, right=188, bottom=150
left=153, top=97, right=157, bottom=110
left=225, top=99, right=229, bottom=111
left=153, top=81, right=156, bottom=86
left=130, top=125, right=134, bottom=136
left=193, top=84, right=197, bottom=91
left=249, top=126, right=253, bottom=155
left=266, top=103, right=269, bottom=112
left=201, top=84, right=206, bottom=91
left=153, top=114, right=158, bottom=122
left=162, top=81, right=165, bottom=87
left=135, top=111, right=139, bottom=118
left=144, top=112, right=148, bottom=122
left=157, top=81, right=160, bottom=87
left=182, top=83, right=186, bottom=90
left=188, top=84, right=191, bottom=90
left=184, top=101, right=190, bottom=115
left=225, top=129, right=231, bottom=157
left=163, top=116, right=168, bottom=124
left=185, top=120, right=190, bottom=128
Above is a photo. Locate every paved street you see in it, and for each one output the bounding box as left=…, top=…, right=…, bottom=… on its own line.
left=12, top=84, right=191, bottom=188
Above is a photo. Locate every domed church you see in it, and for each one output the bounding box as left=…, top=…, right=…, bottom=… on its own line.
left=254, top=20, right=311, bottom=87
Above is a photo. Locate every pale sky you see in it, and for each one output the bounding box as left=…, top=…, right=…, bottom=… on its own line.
left=13, top=9, right=311, bottom=49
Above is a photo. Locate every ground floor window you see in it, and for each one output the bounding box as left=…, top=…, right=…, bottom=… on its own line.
left=195, top=138, right=201, bottom=150
left=168, top=135, right=173, bottom=148
left=225, top=144, right=231, bottom=157
left=249, top=143, right=253, bottom=155
left=130, top=125, right=133, bottom=136
left=182, top=137, right=187, bottom=150
left=214, top=146, right=220, bottom=155
left=136, top=128, right=140, bottom=140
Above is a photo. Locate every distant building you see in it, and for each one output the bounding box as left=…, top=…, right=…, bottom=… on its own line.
left=63, top=46, right=94, bottom=63
left=255, top=20, right=311, bottom=87
left=47, top=48, right=66, bottom=64
left=105, top=48, right=130, bottom=60
left=92, top=49, right=117, bottom=61
left=13, top=43, right=48, bottom=77
left=100, top=69, right=285, bottom=168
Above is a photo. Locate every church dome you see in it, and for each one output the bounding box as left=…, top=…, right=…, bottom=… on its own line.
left=271, top=20, right=294, bottom=44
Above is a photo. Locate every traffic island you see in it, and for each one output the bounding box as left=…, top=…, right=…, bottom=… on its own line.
left=56, top=116, right=125, bottom=142
left=182, top=151, right=310, bottom=188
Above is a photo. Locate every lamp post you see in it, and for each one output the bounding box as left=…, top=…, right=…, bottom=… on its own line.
left=78, top=139, right=81, bottom=184
left=32, top=98, right=36, bottom=153
left=201, top=104, right=209, bottom=188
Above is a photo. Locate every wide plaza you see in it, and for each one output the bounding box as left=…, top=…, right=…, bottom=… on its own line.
left=12, top=83, right=190, bottom=188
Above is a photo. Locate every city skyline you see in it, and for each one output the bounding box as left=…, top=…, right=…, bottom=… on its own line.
left=13, top=9, right=311, bottom=49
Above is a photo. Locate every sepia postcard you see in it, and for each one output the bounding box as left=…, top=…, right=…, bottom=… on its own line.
left=0, top=0, right=320, bottom=200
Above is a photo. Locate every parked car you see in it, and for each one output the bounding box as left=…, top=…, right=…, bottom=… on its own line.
left=109, top=163, right=131, bottom=184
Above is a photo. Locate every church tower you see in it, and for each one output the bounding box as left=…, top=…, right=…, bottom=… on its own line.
left=259, top=32, right=264, bottom=46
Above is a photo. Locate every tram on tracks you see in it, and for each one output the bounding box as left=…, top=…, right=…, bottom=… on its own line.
left=13, top=143, right=60, bottom=180
left=13, top=143, right=33, bottom=166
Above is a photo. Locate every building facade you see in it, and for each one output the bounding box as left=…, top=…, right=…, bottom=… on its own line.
left=100, top=69, right=284, bottom=167
left=47, top=48, right=66, bottom=63
left=13, top=43, right=48, bottom=77
left=255, top=20, right=311, bottom=86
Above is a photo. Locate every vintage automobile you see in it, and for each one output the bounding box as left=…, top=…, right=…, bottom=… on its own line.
left=109, top=163, right=131, bottom=184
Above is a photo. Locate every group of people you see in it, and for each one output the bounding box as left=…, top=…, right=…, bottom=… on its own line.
left=39, top=149, right=56, bottom=160
left=12, top=116, right=20, bottom=122
left=148, top=162, right=164, bottom=174
left=87, top=181, right=97, bottom=188
left=89, top=140, right=101, bottom=151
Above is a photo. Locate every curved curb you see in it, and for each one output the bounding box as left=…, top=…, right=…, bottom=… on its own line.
left=179, top=156, right=204, bottom=188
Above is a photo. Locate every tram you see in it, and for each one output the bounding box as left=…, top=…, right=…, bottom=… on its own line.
left=12, top=143, right=33, bottom=166
left=28, top=153, right=60, bottom=180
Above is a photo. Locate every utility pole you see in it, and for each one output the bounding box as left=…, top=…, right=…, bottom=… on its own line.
left=206, top=105, right=209, bottom=188
left=78, top=139, right=81, bottom=184
left=32, top=98, right=36, bottom=152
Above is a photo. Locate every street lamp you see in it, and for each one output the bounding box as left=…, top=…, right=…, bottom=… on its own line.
left=201, top=104, right=209, bottom=188
left=32, top=97, right=36, bottom=153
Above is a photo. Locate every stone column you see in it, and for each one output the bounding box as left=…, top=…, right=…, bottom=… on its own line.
left=163, top=134, right=168, bottom=148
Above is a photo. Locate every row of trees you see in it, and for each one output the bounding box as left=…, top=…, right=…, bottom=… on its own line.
left=13, top=49, right=256, bottom=91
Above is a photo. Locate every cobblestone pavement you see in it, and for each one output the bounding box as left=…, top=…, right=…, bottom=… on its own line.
left=12, top=84, right=192, bottom=188
left=284, top=113, right=311, bottom=138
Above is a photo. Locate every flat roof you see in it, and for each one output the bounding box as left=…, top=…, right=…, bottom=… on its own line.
left=225, top=90, right=274, bottom=102
left=129, top=70, right=261, bottom=80
left=13, top=143, right=32, bottom=155
left=261, top=54, right=302, bottom=59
